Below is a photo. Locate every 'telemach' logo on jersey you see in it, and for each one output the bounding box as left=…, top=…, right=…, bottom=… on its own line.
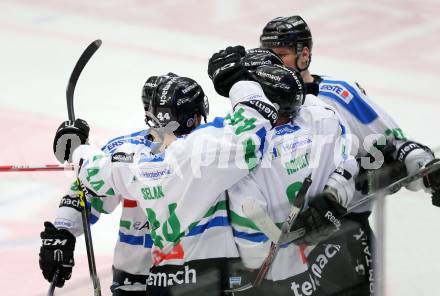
left=59, top=195, right=82, bottom=211
left=147, top=265, right=196, bottom=287
left=290, top=244, right=341, bottom=296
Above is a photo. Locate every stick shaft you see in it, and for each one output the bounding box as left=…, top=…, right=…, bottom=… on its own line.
left=0, top=164, right=73, bottom=172
left=253, top=175, right=312, bottom=288
left=47, top=269, right=59, bottom=296
left=80, top=197, right=101, bottom=295
left=348, top=161, right=440, bottom=211
left=76, top=162, right=102, bottom=295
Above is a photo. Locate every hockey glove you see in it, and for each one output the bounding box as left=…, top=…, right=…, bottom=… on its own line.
left=242, top=48, right=283, bottom=73
left=207, top=45, right=247, bottom=97
left=39, top=222, right=76, bottom=287
left=423, top=159, right=440, bottom=207
left=355, top=139, right=407, bottom=195
left=290, top=191, right=347, bottom=246
left=53, top=118, right=89, bottom=163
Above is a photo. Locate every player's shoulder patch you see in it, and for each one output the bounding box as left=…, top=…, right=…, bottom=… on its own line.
left=318, top=78, right=362, bottom=104
left=111, top=152, right=135, bottom=163
left=318, top=77, right=378, bottom=124
left=273, top=124, right=301, bottom=137
left=101, top=129, right=151, bottom=154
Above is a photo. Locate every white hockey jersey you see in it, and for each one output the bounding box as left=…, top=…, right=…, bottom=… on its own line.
left=227, top=100, right=357, bottom=281
left=71, top=81, right=276, bottom=266
left=315, top=76, right=434, bottom=209
left=55, top=130, right=154, bottom=278
left=316, top=76, right=403, bottom=156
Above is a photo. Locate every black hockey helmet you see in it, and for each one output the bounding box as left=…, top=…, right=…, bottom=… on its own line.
left=260, top=16, right=313, bottom=53
left=142, top=73, right=209, bottom=134
left=248, top=64, right=305, bottom=117
left=142, top=73, right=177, bottom=112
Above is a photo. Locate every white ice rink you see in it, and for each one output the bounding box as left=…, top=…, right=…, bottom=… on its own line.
left=0, top=1, right=439, bottom=295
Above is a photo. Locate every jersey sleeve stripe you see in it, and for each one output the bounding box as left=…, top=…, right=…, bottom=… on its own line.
left=233, top=229, right=268, bottom=243
left=186, top=216, right=230, bottom=237
left=118, top=231, right=153, bottom=248
left=320, top=91, right=378, bottom=124
left=101, top=130, right=150, bottom=154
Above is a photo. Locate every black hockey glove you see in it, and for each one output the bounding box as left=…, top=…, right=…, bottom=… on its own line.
left=53, top=118, right=89, bottom=163
left=207, top=45, right=247, bottom=97
left=290, top=191, right=347, bottom=246
left=39, top=222, right=76, bottom=287
left=423, top=159, right=440, bottom=207
left=355, top=139, right=407, bottom=195
left=242, top=48, right=283, bottom=73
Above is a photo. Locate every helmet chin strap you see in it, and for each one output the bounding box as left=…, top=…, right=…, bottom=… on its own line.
left=293, top=43, right=312, bottom=72
left=295, top=55, right=311, bottom=72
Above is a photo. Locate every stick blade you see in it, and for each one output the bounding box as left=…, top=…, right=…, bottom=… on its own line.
left=94, top=39, right=102, bottom=47
left=66, top=39, right=102, bottom=121
left=242, top=199, right=281, bottom=243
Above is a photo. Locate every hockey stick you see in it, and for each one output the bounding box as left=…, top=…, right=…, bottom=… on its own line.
left=66, top=39, right=102, bottom=121
left=225, top=163, right=440, bottom=293
left=2, top=41, right=101, bottom=173
left=225, top=175, right=312, bottom=293
left=241, top=200, right=281, bottom=243
left=0, top=164, right=73, bottom=172
left=59, top=40, right=102, bottom=296
left=251, top=174, right=312, bottom=287
left=47, top=269, right=59, bottom=296
left=76, top=159, right=101, bottom=296
left=237, top=162, right=440, bottom=248
left=347, top=160, right=440, bottom=211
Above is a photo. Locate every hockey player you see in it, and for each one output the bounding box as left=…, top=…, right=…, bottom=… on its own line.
left=132, top=73, right=241, bottom=295
left=226, top=63, right=364, bottom=295
left=257, top=15, right=440, bottom=294
left=137, top=50, right=316, bottom=296
left=259, top=15, right=440, bottom=205
left=46, top=45, right=302, bottom=295
left=39, top=73, right=207, bottom=295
